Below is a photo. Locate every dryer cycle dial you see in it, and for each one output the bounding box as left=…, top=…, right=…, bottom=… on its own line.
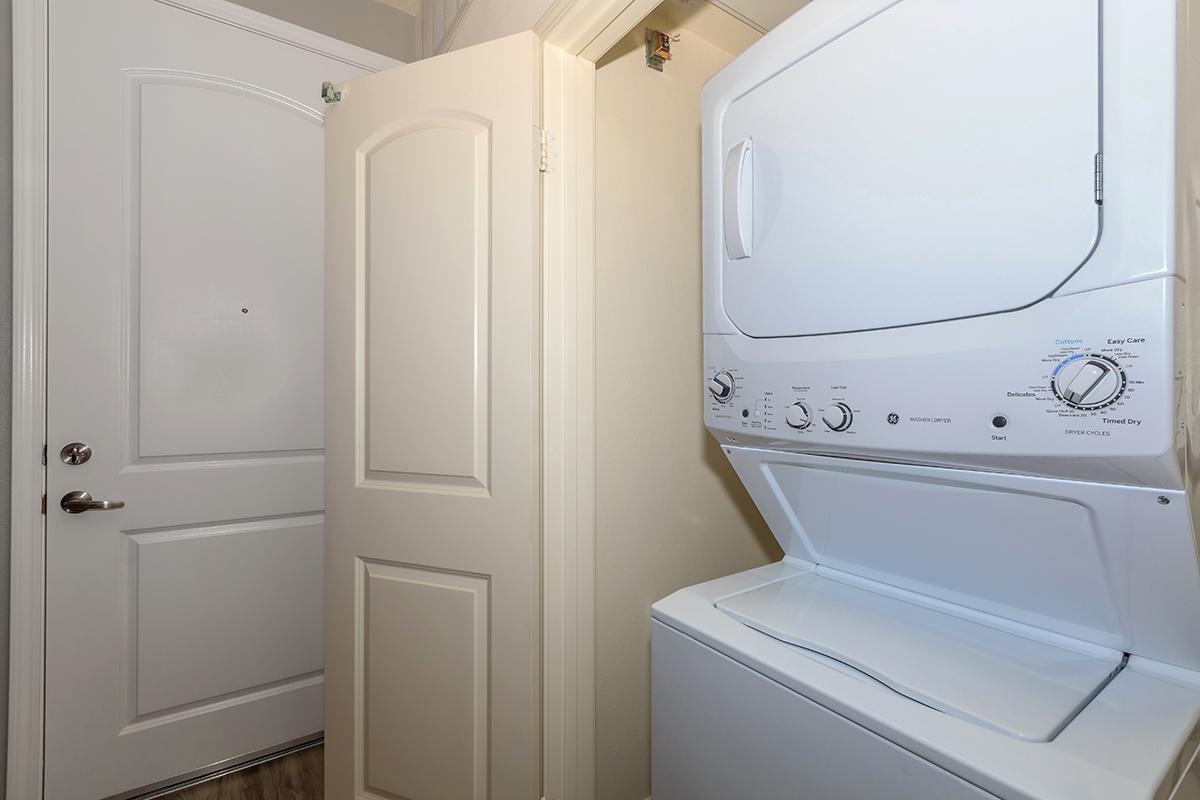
left=1050, top=354, right=1127, bottom=410
left=708, top=371, right=736, bottom=403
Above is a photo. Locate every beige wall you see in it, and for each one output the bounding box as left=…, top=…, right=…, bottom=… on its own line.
left=228, top=0, right=416, bottom=61
left=594, top=13, right=781, bottom=800
left=439, top=0, right=555, bottom=52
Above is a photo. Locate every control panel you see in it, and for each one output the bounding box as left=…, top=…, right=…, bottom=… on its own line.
left=702, top=279, right=1175, bottom=466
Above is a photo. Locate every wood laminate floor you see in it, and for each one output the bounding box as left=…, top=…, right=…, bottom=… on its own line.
left=158, top=744, right=323, bottom=800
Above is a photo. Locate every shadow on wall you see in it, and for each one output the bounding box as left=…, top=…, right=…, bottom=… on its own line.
left=701, top=432, right=781, bottom=559
left=596, top=26, right=642, bottom=68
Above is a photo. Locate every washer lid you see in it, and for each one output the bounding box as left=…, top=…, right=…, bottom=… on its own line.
left=716, top=0, right=1101, bottom=337
left=716, top=571, right=1125, bottom=742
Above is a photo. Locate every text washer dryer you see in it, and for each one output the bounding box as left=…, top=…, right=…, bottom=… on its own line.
left=651, top=0, right=1200, bottom=798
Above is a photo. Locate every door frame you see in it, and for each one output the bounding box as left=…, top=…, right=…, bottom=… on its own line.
left=535, top=3, right=660, bottom=800
left=7, top=2, right=396, bottom=796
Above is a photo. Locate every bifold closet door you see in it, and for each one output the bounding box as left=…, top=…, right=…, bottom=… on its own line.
left=323, top=31, right=542, bottom=800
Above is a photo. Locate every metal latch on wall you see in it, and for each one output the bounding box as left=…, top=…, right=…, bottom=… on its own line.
left=646, top=28, right=678, bottom=71
left=322, top=81, right=343, bottom=104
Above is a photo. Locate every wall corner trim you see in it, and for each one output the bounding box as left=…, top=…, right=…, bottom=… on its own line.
left=537, top=5, right=658, bottom=799
left=8, top=0, right=49, bottom=794
left=538, top=3, right=657, bottom=799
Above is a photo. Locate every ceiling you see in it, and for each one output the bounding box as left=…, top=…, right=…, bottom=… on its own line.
left=687, top=0, right=811, bottom=32
left=371, top=0, right=420, bottom=16
left=374, top=0, right=810, bottom=32
left=658, top=0, right=810, bottom=54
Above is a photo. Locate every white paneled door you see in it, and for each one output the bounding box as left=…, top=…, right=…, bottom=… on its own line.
left=324, top=32, right=542, bottom=800
left=44, top=1, right=387, bottom=797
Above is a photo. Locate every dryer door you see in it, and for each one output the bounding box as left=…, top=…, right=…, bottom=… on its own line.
left=717, top=0, right=1101, bottom=338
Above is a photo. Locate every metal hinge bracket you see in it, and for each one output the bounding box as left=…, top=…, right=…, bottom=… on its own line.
left=322, top=81, right=343, bottom=104
left=1094, top=152, right=1104, bottom=205
left=40, top=444, right=47, bottom=513
left=539, top=128, right=550, bottom=173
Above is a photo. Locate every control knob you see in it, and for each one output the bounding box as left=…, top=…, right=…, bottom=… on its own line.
left=822, top=402, right=853, bottom=432
left=708, top=371, right=735, bottom=403
left=785, top=402, right=812, bottom=430
left=1051, top=355, right=1126, bottom=410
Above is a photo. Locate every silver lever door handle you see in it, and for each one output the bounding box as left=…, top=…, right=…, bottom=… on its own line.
left=60, top=490, right=126, bottom=514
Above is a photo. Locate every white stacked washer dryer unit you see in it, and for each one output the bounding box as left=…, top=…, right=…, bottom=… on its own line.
left=651, top=0, right=1200, bottom=798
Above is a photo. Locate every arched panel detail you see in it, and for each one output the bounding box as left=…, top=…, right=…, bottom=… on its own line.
left=124, top=69, right=328, bottom=465
left=354, top=114, right=493, bottom=495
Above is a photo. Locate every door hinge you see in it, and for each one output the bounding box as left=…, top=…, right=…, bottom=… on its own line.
left=539, top=128, right=550, bottom=174
left=1094, top=152, right=1104, bottom=206
left=41, top=443, right=47, bottom=465
left=40, top=494, right=46, bottom=515
left=321, top=81, right=343, bottom=104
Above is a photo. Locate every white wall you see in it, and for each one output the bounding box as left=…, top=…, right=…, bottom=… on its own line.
left=229, top=0, right=416, bottom=60
left=593, top=12, right=779, bottom=800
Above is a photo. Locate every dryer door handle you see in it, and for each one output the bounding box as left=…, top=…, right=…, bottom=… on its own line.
left=724, top=138, right=754, bottom=260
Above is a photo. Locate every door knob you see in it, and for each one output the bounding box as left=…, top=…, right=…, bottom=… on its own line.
left=60, top=491, right=125, bottom=514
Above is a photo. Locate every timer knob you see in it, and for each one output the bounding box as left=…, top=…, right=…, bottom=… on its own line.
left=1051, top=355, right=1126, bottom=410
left=708, top=371, right=735, bottom=403
left=785, top=402, right=812, bottom=430
left=822, top=402, right=853, bottom=432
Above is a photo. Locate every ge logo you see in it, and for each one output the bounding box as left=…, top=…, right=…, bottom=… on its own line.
left=887, top=413, right=900, bottom=425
